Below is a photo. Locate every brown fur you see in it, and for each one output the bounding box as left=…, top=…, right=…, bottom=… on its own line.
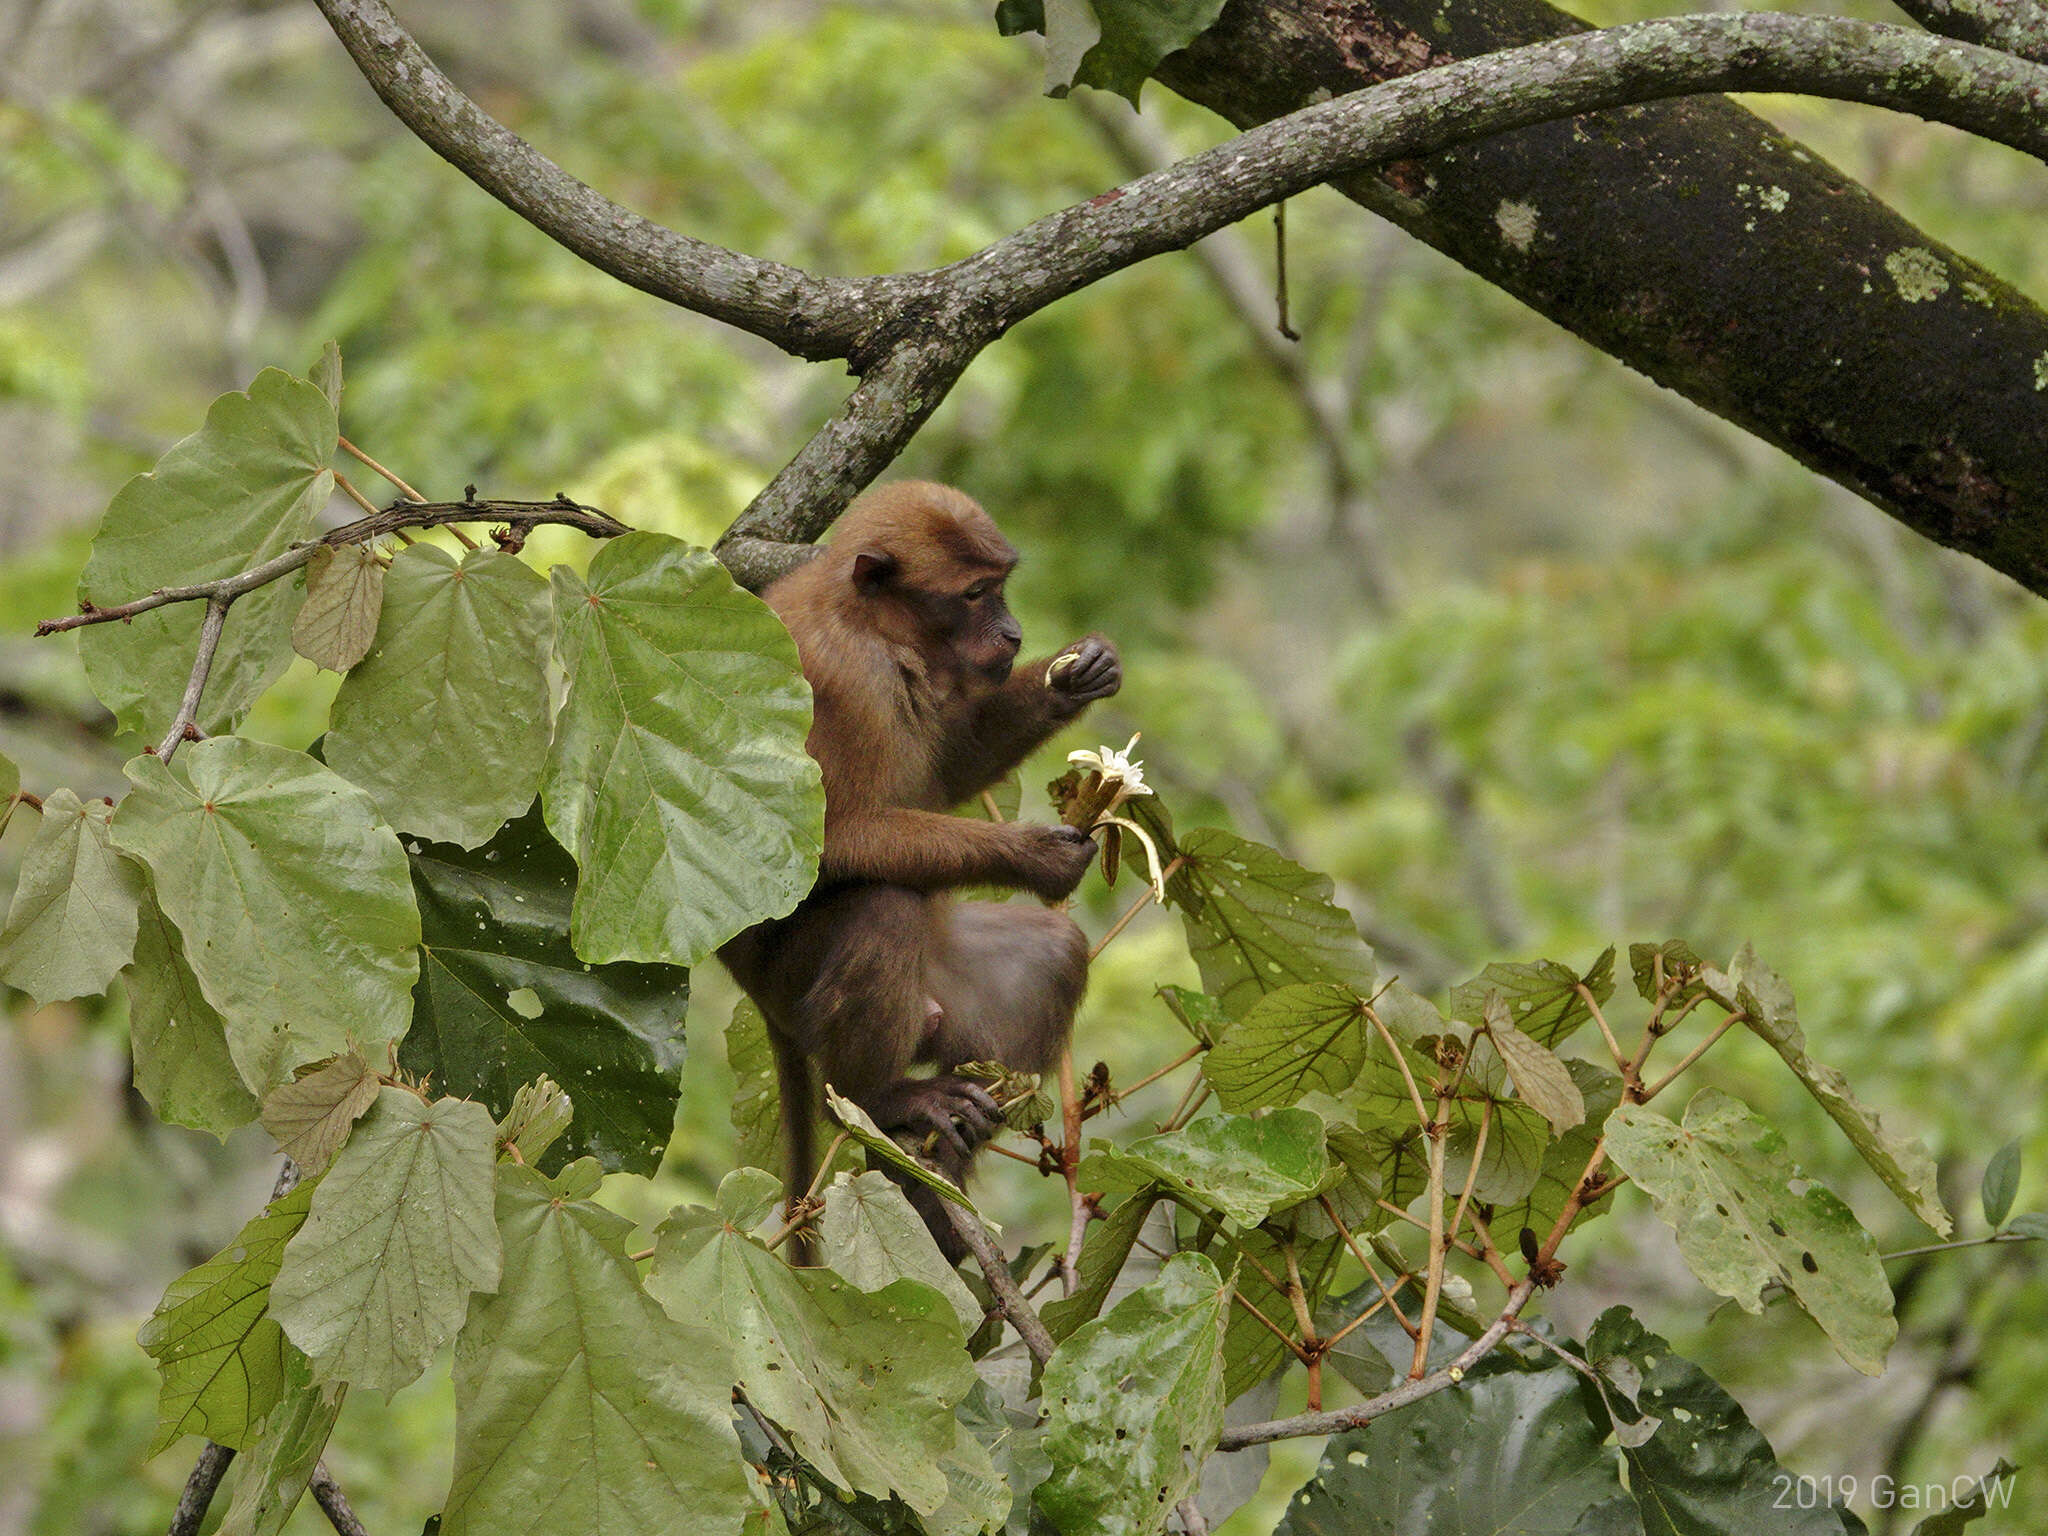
left=720, top=481, right=1121, bottom=1260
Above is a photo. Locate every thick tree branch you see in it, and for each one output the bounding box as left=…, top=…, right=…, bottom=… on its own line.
left=1155, top=0, right=2048, bottom=598
left=941, top=1200, right=1060, bottom=1366
left=310, top=0, right=888, bottom=361
left=728, top=12, right=2048, bottom=555
left=1891, top=0, right=2048, bottom=65
left=320, top=4, right=2048, bottom=587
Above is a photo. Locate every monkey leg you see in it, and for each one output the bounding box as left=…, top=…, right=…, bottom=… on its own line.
left=784, top=886, right=1006, bottom=1167
left=924, top=900, right=1089, bottom=1078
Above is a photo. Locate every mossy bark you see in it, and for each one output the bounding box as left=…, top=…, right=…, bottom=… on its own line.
left=1156, top=0, right=2048, bottom=593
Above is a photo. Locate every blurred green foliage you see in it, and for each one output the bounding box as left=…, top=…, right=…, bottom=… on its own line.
left=3, top=0, right=2047, bottom=1531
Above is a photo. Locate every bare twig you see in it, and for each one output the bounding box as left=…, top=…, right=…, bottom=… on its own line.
left=168, top=1443, right=235, bottom=1536
left=1057, top=1047, right=1088, bottom=1296
left=1217, top=1280, right=1538, bottom=1449
left=153, top=597, right=228, bottom=762
left=940, top=1200, right=1059, bottom=1366
left=308, top=1463, right=368, bottom=1536
left=37, top=496, right=629, bottom=637
left=338, top=435, right=426, bottom=502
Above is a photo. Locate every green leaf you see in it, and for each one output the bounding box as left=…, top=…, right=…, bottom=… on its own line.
left=543, top=531, right=823, bottom=965
left=259, top=1050, right=380, bottom=1176
left=126, top=884, right=258, bottom=1134
left=326, top=543, right=554, bottom=848
left=497, top=1075, right=574, bottom=1166
left=1204, top=982, right=1369, bottom=1110
left=80, top=367, right=336, bottom=739
left=1282, top=1356, right=1628, bottom=1536
left=309, top=340, right=342, bottom=410
left=1605, top=1090, right=1896, bottom=1375
left=403, top=802, right=688, bottom=1175
left=819, top=1171, right=984, bottom=1334
left=1078, top=1108, right=1328, bottom=1228
left=1628, top=939, right=1701, bottom=1002
left=1729, top=944, right=1951, bottom=1236
left=827, top=1086, right=980, bottom=1211
left=1982, top=1140, right=2021, bottom=1230
left=109, top=738, right=420, bottom=1094
left=2005, top=1211, right=2048, bottom=1240
left=649, top=1198, right=975, bottom=1516
left=291, top=543, right=385, bottom=673
left=445, top=1161, right=751, bottom=1536
left=1158, top=826, right=1375, bottom=1020
left=1037, top=1252, right=1229, bottom=1535
left=1050, top=0, right=1230, bottom=105
left=215, top=1351, right=345, bottom=1536
left=1490, top=1061, right=1626, bottom=1248
left=729, top=998, right=782, bottom=1172
left=1041, top=1188, right=1163, bottom=1345
left=270, top=1087, right=501, bottom=1392
left=1479, top=993, right=1585, bottom=1134
left=1450, top=948, right=1614, bottom=1049
left=0, top=787, right=141, bottom=1005
left=1584, top=1307, right=1863, bottom=1535
left=138, top=1179, right=314, bottom=1454
left=1909, top=1462, right=2018, bottom=1535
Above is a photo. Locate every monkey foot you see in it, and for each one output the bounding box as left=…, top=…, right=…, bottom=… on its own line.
left=885, top=1076, right=1004, bottom=1164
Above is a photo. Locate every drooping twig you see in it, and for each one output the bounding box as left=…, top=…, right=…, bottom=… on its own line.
left=940, top=1199, right=1058, bottom=1367
left=308, top=1462, right=369, bottom=1536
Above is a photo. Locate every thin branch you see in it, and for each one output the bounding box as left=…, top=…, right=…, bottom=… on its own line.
left=338, top=435, right=426, bottom=502
left=168, top=1443, right=235, bottom=1536
left=308, top=1463, right=368, bottom=1536
left=1217, top=1280, right=1537, bottom=1449
left=940, top=1200, right=1059, bottom=1366
left=1640, top=1014, right=1740, bottom=1100
left=154, top=596, right=228, bottom=762
left=311, top=0, right=884, bottom=360
left=37, top=496, right=629, bottom=637
left=1057, top=1046, right=1089, bottom=1296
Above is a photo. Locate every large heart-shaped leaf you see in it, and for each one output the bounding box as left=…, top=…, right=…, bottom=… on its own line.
left=110, top=738, right=420, bottom=1094
left=443, top=1161, right=751, bottom=1536
left=326, top=543, right=554, bottom=849
left=270, top=1088, right=501, bottom=1392
left=80, top=366, right=336, bottom=740
left=649, top=1195, right=974, bottom=1516
left=1077, top=1109, right=1329, bottom=1228
left=1605, top=1090, right=1896, bottom=1375
left=1038, top=1252, right=1229, bottom=1536
left=1276, top=1354, right=1625, bottom=1535
left=1148, top=818, right=1375, bottom=1021
left=403, top=803, right=688, bottom=1174
left=544, top=531, right=822, bottom=966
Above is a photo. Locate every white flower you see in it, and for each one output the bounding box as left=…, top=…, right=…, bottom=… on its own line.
left=1067, top=733, right=1153, bottom=796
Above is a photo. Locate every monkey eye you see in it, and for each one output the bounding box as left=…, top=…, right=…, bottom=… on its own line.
left=963, top=580, right=996, bottom=601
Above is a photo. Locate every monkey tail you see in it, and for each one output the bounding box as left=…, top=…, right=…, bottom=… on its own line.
left=773, top=1035, right=817, bottom=1261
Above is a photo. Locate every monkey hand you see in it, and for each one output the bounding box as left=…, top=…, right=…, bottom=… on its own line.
left=1015, top=822, right=1098, bottom=899
left=889, top=1077, right=1006, bottom=1164
left=1046, top=634, right=1121, bottom=711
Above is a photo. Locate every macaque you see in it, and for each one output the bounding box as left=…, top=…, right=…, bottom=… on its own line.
left=720, top=482, right=1120, bottom=1258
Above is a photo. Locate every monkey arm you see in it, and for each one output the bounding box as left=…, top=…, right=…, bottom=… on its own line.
left=936, top=635, right=1121, bottom=803
left=821, top=808, right=1094, bottom=899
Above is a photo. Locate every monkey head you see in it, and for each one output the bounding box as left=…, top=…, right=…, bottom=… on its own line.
left=836, top=481, right=1024, bottom=686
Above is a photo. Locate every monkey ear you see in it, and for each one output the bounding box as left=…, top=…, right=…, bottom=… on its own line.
left=851, top=549, right=898, bottom=592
